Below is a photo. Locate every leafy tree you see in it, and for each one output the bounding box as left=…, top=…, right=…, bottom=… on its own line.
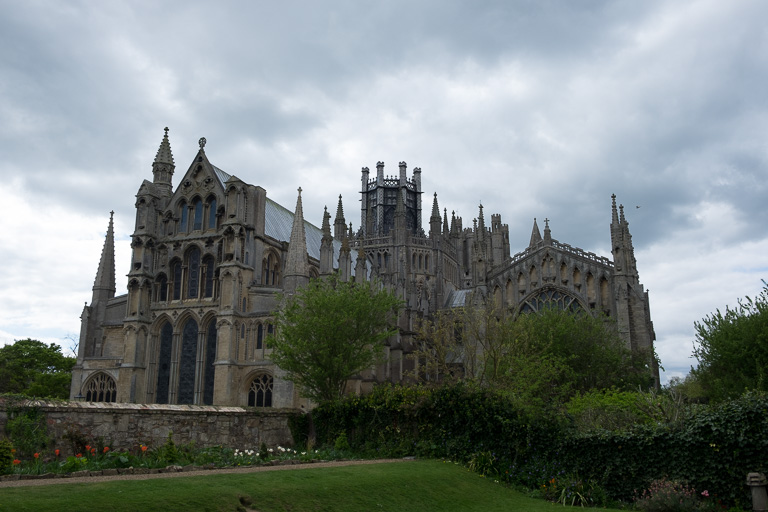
left=691, top=282, right=768, bottom=402
left=412, top=301, right=655, bottom=414
left=0, top=339, right=75, bottom=399
left=269, top=275, right=402, bottom=403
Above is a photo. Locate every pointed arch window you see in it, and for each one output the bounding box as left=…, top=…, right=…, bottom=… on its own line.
left=178, top=318, right=198, bottom=405
left=171, top=260, right=182, bottom=300
left=156, top=321, right=173, bottom=404
left=179, top=201, right=188, bottom=232
left=248, top=374, right=273, bottom=407
left=519, top=287, right=585, bottom=315
left=84, top=373, right=117, bottom=402
left=257, top=323, right=264, bottom=350
left=192, top=198, right=203, bottom=231
left=157, top=274, right=168, bottom=302
left=207, top=197, right=217, bottom=230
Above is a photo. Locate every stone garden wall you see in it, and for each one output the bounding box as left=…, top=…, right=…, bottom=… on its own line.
left=0, top=399, right=297, bottom=456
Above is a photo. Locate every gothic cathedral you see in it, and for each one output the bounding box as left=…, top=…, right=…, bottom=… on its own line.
left=71, top=129, right=657, bottom=407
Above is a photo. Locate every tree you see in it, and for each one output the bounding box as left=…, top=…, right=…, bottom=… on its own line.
left=269, top=275, right=402, bottom=403
left=0, top=339, right=76, bottom=399
left=412, top=301, right=655, bottom=414
left=691, top=282, right=768, bottom=402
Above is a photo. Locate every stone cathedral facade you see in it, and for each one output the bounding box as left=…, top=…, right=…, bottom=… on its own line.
left=70, top=129, right=657, bottom=407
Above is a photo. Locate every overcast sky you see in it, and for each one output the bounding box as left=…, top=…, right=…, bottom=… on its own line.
left=1, top=0, right=766, bottom=384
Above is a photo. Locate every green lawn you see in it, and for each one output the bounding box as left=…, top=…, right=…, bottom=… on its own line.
left=0, top=460, right=620, bottom=511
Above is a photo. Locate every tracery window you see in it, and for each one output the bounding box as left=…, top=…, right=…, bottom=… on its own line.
left=178, top=318, right=198, bottom=405
left=157, top=274, right=168, bottom=302
left=247, top=374, right=273, bottom=407
left=519, top=287, right=585, bottom=315
left=84, top=373, right=117, bottom=402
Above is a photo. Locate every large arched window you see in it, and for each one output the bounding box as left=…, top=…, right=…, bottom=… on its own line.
left=247, top=374, right=273, bottom=407
left=84, top=373, right=117, bottom=402
left=178, top=318, right=199, bottom=405
left=187, top=247, right=201, bottom=299
left=262, top=252, right=280, bottom=286
left=156, top=321, right=173, bottom=404
left=518, top=287, right=585, bottom=315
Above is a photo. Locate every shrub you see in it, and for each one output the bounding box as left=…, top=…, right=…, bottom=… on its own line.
left=0, top=437, right=13, bottom=474
left=635, top=478, right=701, bottom=512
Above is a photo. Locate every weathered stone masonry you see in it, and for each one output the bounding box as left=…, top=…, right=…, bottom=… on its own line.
left=0, top=400, right=296, bottom=456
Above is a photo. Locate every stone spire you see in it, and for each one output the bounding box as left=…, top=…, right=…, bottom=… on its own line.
left=429, top=193, right=441, bottom=238
left=283, top=188, right=310, bottom=293
left=93, top=211, right=117, bottom=299
left=152, top=127, right=175, bottom=196
left=334, top=195, right=346, bottom=239
left=443, top=208, right=449, bottom=237
left=529, top=218, right=542, bottom=247
left=610, top=195, right=638, bottom=281
left=477, top=203, right=486, bottom=240
left=320, top=206, right=334, bottom=275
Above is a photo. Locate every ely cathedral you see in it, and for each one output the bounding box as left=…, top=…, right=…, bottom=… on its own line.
left=71, top=129, right=657, bottom=407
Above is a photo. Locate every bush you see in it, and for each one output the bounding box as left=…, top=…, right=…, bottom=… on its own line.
left=0, top=437, right=13, bottom=474
left=635, top=478, right=701, bottom=512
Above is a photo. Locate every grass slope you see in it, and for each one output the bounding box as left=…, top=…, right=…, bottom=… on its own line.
left=0, top=460, right=616, bottom=511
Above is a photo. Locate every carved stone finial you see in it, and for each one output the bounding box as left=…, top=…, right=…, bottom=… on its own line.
left=198, top=137, right=207, bottom=150
left=298, top=187, right=302, bottom=195
left=544, top=218, right=550, bottom=228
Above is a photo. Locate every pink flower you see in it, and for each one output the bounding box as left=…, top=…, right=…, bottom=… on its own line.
left=702, top=490, right=709, bottom=498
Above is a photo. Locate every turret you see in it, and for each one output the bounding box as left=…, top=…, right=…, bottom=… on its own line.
left=320, top=206, right=334, bottom=275
left=283, top=188, right=310, bottom=293
left=429, top=193, right=441, bottom=238
left=152, top=127, right=175, bottom=198
left=334, top=195, right=346, bottom=240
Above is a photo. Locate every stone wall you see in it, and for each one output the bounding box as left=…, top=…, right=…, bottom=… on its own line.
left=0, top=399, right=298, bottom=456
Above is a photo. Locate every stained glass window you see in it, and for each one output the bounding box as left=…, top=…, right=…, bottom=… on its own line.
left=156, top=322, right=173, bottom=404
left=192, top=198, right=203, bottom=231
left=178, top=319, right=198, bottom=405
left=519, top=288, right=585, bottom=315
left=203, top=318, right=217, bottom=405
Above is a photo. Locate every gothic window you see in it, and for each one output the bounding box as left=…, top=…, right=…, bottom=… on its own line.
left=247, top=374, right=273, bottom=407
left=587, top=273, right=596, bottom=306
left=157, top=274, right=168, bottom=302
left=192, top=198, right=203, bottom=231
left=262, top=252, right=280, bottom=286
left=171, top=259, right=182, bottom=300
left=84, top=373, right=117, bottom=402
left=203, top=318, right=217, bottom=405
left=178, top=318, right=198, bottom=405
left=179, top=201, right=188, bottom=232
left=256, top=324, right=263, bottom=350
left=156, top=321, right=173, bottom=404
left=519, top=288, right=585, bottom=315
left=187, top=247, right=201, bottom=299
left=207, top=197, right=217, bottom=230
left=425, top=254, right=430, bottom=272
left=203, top=256, right=215, bottom=298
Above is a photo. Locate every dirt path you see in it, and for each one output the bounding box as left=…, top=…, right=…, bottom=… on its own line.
left=0, top=458, right=414, bottom=489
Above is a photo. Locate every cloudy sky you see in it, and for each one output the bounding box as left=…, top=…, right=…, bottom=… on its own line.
left=1, top=0, right=766, bottom=384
